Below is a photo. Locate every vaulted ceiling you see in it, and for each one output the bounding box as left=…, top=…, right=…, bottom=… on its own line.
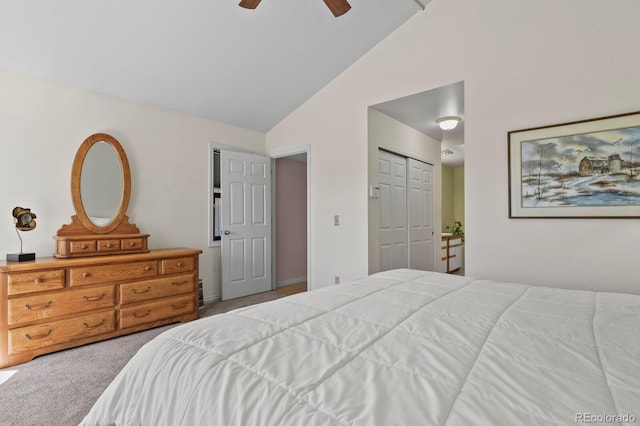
left=0, top=0, right=429, bottom=132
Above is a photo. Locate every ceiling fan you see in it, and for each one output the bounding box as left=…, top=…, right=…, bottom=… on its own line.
left=239, top=0, right=351, bottom=17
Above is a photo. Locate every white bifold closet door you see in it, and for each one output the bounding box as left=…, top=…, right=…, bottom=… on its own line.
left=407, top=158, right=434, bottom=271
left=378, top=150, right=408, bottom=271
left=378, top=150, right=434, bottom=272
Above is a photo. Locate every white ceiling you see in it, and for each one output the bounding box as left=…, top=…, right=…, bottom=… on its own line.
left=0, top=0, right=430, bottom=132
left=371, top=81, right=465, bottom=167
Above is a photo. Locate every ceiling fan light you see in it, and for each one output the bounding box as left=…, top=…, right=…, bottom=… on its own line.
left=436, top=116, right=461, bottom=131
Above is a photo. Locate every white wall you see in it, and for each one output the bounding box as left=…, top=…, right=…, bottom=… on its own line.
left=265, top=82, right=369, bottom=289
left=367, top=108, right=442, bottom=274
left=0, top=68, right=264, bottom=300
left=267, top=0, right=640, bottom=294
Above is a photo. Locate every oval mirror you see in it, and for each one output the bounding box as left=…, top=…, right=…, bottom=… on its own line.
left=71, top=133, right=131, bottom=234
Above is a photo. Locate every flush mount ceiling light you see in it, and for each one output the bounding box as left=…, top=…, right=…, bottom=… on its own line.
left=436, top=116, right=461, bottom=131
left=441, top=149, right=454, bottom=156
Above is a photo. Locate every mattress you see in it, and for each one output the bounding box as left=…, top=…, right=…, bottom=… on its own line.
left=81, top=269, right=640, bottom=425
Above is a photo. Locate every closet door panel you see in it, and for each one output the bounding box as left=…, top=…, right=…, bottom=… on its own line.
left=408, top=159, right=434, bottom=271
left=378, top=150, right=408, bottom=271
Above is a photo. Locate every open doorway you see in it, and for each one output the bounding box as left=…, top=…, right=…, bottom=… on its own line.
left=367, top=81, right=465, bottom=275
left=441, top=162, right=465, bottom=275
left=272, top=150, right=309, bottom=295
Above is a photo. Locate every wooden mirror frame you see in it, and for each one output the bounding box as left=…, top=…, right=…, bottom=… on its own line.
left=55, top=133, right=149, bottom=258
left=71, top=133, right=131, bottom=234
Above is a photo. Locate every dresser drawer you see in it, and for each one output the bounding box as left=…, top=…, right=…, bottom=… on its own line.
left=69, top=240, right=97, bottom=255
left=119, top=274, right=195, bottom=305
left=121, top=237, right=145, bottom=251
left=119, top=295, right=195, bottom=329
left=9, top=311, right=115, bottom=354
left=69, top=261, right=157, bottom=286
left=449, top=237, right=463, bottom=247
left=160, top=257, right=195, bottom=275
left=8, top=285, right=115, bottom=326
left=97, top=239, right=120, bottom=253
left=7, top=269, right=65, bottom=295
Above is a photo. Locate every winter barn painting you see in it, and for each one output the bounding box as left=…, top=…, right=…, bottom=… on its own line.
left=508, top=111, right=640, bottom=218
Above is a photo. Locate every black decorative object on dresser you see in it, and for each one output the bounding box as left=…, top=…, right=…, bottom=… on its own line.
left=6, top=206, right=37, bottom=262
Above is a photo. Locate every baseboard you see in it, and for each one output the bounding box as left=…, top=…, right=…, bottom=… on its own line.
left=276, top=276, right=307, bottom=288
left=202, top=295, right=220, bottom=305
left=204, top=277, right=305, bottom=304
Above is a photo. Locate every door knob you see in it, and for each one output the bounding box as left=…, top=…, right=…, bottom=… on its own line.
left=224, top=230, right=230, bottom=235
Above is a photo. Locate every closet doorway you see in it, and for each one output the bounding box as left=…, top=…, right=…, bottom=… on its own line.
left=378, top=149, right=434, bottom=272
left=272, top=149, right=309, bottom=294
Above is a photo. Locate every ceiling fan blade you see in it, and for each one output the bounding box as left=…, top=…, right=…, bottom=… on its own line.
left=323, top=0, right=351, bottom=17
left=239, top=0, right=262, bottom=9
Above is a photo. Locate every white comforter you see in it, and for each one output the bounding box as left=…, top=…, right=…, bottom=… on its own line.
left=81, top=270, right=640, bottom=425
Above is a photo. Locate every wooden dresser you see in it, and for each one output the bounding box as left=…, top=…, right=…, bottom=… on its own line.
left=0, top=248, right=201, bottom=367
left=441, top=235, right=463, bottom=273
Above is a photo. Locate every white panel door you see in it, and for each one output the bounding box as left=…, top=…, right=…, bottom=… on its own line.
left=408, top=158, right=434, bottom=271
left=378, top=150, right=408, bottom=272
left=221, top=150, right=271, bottom=300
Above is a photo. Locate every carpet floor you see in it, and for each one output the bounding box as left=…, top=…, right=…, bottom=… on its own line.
left=0, top=291, right=283, bottom=426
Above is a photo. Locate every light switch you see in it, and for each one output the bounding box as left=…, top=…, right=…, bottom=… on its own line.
left=334, top=215, right=340, bottom=226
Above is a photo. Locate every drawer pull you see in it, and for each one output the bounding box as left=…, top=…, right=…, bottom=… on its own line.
left=80, top=244, right=88, bottom=249
left=132, top=286, right=152, bottom=294
left=83, top=272, right=92, bottom=278
left=25, top=329, right=52, bottom=341
left=34, top=277, right=44, bottom=284
left=25, top=301, right=52, bottom=310
left=176, top=262, right=184, bottom=267
left=144, top=266, right=152, bottom=271
left=132, top=310, right=151, bottom=318
left=171, top=280, right=189, bottom=286
left=172, top=303, right=188, bottom=310
left=83, top=293, right=106, bottom=302
left=129, top=242, right=137, bottom=247
left=83, top=319, right=106, bottom=329
left=105, top=243, right=113, bottom=248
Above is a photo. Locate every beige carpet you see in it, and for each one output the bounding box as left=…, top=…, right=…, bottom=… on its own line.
left=0, top=291, right=283, bottom=426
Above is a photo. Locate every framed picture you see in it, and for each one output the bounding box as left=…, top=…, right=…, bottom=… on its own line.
left=508, top=111, right=640, bottom=218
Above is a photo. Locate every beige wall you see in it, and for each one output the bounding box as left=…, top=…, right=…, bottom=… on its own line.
left=0, top=68, right=264, bottom=301
left=453, top=167, right=464, bottom=230
left=442, top=166, right=464, bottom=233
left=267, top=0, right=640, bottom=294
left=441, top=165, right=454, bottom=231
left=367, top=108, right=442, bottom=275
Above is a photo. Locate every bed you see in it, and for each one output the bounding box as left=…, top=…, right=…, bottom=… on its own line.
left=81, top=269, right=639, bottom=425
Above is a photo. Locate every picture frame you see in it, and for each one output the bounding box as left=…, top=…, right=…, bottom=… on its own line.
left=508, top=111, right=640, bottom=218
